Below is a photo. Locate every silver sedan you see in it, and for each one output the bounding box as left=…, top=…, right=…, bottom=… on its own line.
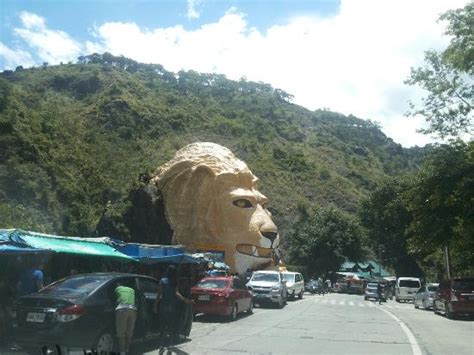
left=414, top=283, right=439, bottom=310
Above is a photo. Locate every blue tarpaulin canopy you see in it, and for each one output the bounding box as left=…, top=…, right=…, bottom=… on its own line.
left=114, top=243, right=203, bottom=264
left=0, top=229, right=201, bottom=264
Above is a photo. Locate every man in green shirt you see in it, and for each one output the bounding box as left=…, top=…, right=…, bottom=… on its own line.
left=115, top=281, right=137, bottom=354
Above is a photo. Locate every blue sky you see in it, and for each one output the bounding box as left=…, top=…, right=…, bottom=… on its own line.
left=0, top=0, right=469, bottom=146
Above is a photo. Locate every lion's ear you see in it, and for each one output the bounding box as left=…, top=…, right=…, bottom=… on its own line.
left=192, top=164, right=216, bottom=178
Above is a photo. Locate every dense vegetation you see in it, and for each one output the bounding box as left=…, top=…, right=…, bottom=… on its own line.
left=0, top=53, right=425, bottom=245
left=362, top=2, right=473, bottom=280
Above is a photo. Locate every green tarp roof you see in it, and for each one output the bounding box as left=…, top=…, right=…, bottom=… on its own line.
left=5, top=229, right=135, bottom=261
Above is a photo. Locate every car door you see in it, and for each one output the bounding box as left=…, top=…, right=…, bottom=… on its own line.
left=232, top=278, right=249, bottom=311
left=136, top=277, right=160, bottom=334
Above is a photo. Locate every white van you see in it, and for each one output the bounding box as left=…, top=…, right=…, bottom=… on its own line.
left=282, top=272, right=305, bottom=300
left=395, top=277, right=421, bottom=302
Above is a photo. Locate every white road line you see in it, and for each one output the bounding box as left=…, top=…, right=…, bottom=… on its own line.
left=349, top=301, right=354, bottom=306
left=330, top=299, right=336, bottom=305
left=339, top=300, right=345, bottom=305
left=322, top=299, right=329, bottom=304
left=358, top=302, right=365, bottom=307
left=377, top=306, right=422, bottom=355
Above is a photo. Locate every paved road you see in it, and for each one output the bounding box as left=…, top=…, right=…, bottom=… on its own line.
left=147, top=293, right=473, bottom=355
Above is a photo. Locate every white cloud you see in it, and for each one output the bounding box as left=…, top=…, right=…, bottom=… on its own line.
left=0, top=42, right=35, bottom=69
left=19, top=12, right=46, bottom=29
left=84, top=0, right=469, bottom=146
left=187, top=0, right=202, bottom=19
left=14, top=11, right=82, bottom=64
left=3, top=1, right=470, bottom=146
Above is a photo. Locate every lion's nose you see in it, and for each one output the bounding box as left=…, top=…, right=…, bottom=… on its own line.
left=261, top=231, right=278, bottom=244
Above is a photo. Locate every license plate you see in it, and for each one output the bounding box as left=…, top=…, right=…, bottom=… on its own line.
left=198, top=295, right=210, bottom=301
left=26, top=312, right=45, bottom=323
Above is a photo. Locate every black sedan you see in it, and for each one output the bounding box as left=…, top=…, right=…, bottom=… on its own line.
left=13, top=273, right=164, bottom=354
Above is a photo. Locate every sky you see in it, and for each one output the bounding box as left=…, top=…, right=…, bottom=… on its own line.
left=0, top=0, right=469, bottom=147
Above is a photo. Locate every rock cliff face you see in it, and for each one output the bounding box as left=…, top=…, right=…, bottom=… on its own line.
left=97, top=184, right=173, bottom=245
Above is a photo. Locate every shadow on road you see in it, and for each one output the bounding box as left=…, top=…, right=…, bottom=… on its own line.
left=131, top=338, right=191, bottom=355
left=193, top=311, right=254, bottom=323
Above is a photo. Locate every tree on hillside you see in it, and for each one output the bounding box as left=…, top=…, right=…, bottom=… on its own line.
left=359, top=178, right=424, bottom=278
left=287, top=206, right=367, bottom=277
left=406, top=3, right=473, bottom=139
left=405, top=141, right=474, bottom=276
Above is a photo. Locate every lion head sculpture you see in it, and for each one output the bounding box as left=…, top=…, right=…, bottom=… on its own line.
left=151, top=142, right=280, bottom=274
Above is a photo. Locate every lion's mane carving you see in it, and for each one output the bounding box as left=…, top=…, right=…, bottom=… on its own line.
left=151, top=142, right=280, bottom=274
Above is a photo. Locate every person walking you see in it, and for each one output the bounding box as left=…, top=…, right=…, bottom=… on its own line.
left=155, top=265, right=194, bottom=346
left=115, top=281, right=137, bottom=354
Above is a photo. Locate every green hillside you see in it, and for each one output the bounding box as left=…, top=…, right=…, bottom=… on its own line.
left=0, top=53, right=428, bottom=242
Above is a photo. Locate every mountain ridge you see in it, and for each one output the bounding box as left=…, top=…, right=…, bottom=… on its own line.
left=0, top=53, right=430, bottom=242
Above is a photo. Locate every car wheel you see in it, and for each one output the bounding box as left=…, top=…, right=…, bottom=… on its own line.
left=290, top=291, right=295, bottom=300
left=229, top=304, right=238, bottom=321
left=298, top=290, right=303, bottom=299
left=433, top=301, right=439, bottom=314
left=94, top=331, right=115, bottom=354
left=395, top=297, right=400, bottom=303
left=422, top=299, right=426, bottom=310
left=247, top=300, right=254, bottom=314
left=414, top=301, right=419, bottom=309
left=277, top=295, right=284, bottom=309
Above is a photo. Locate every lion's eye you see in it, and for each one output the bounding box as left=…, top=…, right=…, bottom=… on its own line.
left=233, top=199, right=253, bottom=208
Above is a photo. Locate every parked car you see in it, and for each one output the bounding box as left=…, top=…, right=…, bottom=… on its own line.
left=433, top=277, right=474, bottom=319
left=364, top=282, right=386, bottom=302
left=191, top=276, right=253, bottom=321
left=414, top=283, right=439, bottom=310
left=305, top=279, right=319, bottom=294
left=246, top=271, right=288, bottom=308
left=395, top=277, right=421, bottom=302
left=282, top=272, right=305, bottom=300
left=13, top=273, right=166, bottom=354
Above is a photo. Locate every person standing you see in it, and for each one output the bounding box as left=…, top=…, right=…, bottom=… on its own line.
left=115, top=281, right=137, bottom=354
left=18, top=260, right=44, bottom=296
left=377, top=282, right=383, bottom=305
left=155, top=265, right=194, bottom=346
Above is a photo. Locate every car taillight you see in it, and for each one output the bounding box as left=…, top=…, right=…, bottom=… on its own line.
left=56, top=305, right=85, bottom=322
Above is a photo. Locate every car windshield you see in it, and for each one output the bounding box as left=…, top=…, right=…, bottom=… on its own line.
left=453, top=279, right=474, bottom=291
left=399, top=280, right=420, bottom=288
left=196, top=279, right=227, bottom=289
left=38, top=275, right=108, bottom=299
left=282, top=274, right=295, bottom=282
left=427, top=285, right=438, bottom=292
left=252, top=273, right=279, bottom=282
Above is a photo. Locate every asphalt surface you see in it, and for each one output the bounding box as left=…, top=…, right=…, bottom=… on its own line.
left=3, top=293, right=472, bottom=354
left=149, top=292, right=474, bottom=355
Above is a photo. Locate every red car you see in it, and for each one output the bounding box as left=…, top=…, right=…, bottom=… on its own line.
left=191, top=276, right=253, bottom=321
left=433, top=277, right=474, bottom=319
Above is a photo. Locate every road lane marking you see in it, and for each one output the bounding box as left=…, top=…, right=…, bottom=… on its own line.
left=377, top=306, right=422, bottom=355
left=330, top=300, right=336, bottom=305
left=349, top=301, right=354, bottom=306
left=339, top=300, right=345, bottom=305
left=358, top=302, right=365, bottom=307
